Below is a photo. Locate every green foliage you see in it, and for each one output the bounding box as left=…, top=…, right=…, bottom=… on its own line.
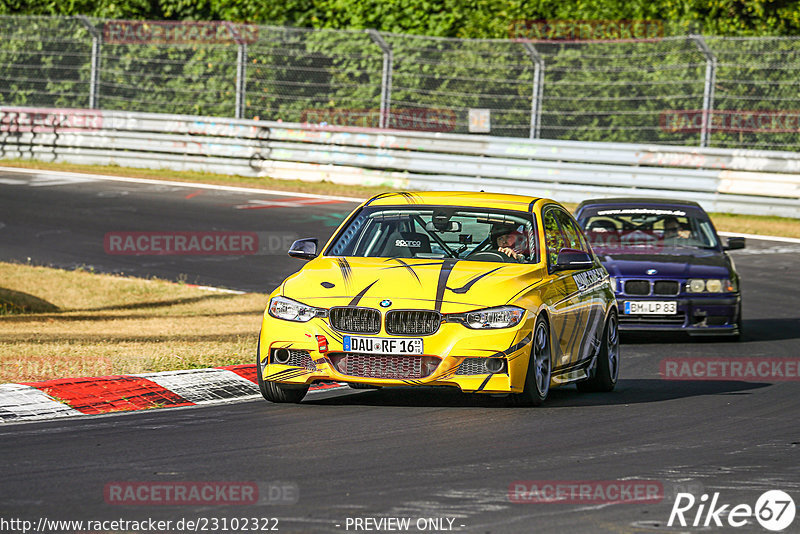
left=1, top=0, right=798, bottom=37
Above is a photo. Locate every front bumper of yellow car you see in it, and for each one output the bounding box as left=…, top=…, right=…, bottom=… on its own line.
left=258, top=313, right=537, bottom=394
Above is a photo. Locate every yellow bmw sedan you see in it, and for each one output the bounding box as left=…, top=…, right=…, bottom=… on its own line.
left=257, top=191, right=619, bottom=406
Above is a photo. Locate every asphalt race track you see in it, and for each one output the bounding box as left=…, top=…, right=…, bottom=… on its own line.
left=1, top=169, right=799, bottom=533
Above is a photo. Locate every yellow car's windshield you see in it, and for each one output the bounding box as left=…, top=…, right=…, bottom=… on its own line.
left=326, top=206, right=539, bottom=263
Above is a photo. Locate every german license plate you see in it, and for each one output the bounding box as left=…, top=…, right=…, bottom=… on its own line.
left=343, top=336, right=423, bottom=355
left=624, top=301, right=677, bottom=315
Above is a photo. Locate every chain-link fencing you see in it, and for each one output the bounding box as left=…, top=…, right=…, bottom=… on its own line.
left=1, top=16, right=799, bottom=150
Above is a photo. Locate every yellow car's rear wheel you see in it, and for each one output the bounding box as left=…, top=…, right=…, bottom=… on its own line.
left=256, top=337, right=309, bottom=403
left=510, top=316, right=551, bottom=406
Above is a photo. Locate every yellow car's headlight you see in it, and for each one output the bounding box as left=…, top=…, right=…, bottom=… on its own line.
left=269, top=296, right=327, bottom=322
left=447, top=306, right=525, bottom=329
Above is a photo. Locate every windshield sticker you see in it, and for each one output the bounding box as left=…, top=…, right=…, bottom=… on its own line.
left=395, top=239, right=422, bottom=248
left=597, top=208, right=686, bottom=216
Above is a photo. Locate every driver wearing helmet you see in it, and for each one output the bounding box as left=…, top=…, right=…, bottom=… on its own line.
left=491, top=225, right=529, bottom=262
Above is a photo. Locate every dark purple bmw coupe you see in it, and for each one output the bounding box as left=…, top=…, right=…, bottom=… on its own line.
left=575, top=198, right=744, bottom=338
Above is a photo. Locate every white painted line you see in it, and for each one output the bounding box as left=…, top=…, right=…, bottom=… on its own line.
left=7, top=166, right=795, bottom=243
left=0, top=166, right=365, bottom=203
left=718, top=231, right=800, bottom=244
left=0, top=384, right=81, bottom=422
left=185, top=284, right=246, bottom=295
left=27, top=176, right=96, bottom=187
left=137, top=368, right=259, bottom=404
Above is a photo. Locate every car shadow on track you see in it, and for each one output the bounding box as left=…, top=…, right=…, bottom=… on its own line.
left=622, top=318, right=800, bottom=344
left=738, top=318, right=800, bottom=343
left=303, top=378, right=770, bottom=409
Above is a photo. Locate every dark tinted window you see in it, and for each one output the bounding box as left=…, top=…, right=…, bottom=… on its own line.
left=327, top=206, right=539, bottom=263
left=578, top=206, right=719, bottom=250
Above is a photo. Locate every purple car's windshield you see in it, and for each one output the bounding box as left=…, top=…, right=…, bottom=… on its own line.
left=578, top=206, right=719, bottom=251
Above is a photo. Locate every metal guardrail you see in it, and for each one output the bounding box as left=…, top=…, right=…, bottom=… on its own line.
left=1, top=107, right=798, bottom=218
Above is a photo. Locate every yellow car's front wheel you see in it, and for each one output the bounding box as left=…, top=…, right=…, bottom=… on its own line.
left=510, top=316, right=551, bottom=407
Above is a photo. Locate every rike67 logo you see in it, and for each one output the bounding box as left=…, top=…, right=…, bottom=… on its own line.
left=668, top=490, right=795, bottom=531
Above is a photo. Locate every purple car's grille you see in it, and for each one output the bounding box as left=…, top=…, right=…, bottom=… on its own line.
left=653, top=281, right=680, bottom=295
left=329, top=307, right=381, bottom=334
left=385, top=310, right=441, bottom=336
left=624, top=280, right=650, bottom=295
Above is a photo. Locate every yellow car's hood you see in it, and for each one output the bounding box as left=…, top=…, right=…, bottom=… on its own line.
left=282, top=256, right=545, bottom=311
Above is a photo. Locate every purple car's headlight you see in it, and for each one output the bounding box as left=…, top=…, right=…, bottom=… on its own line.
left=687, top=279, right=737, bottom=293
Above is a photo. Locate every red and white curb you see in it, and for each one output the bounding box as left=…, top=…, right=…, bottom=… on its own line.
left=0, top=365, right=345, bottom=423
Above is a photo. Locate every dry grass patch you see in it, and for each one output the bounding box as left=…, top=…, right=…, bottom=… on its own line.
left=707, top=212, right=800, bottom=239
left=0, top=262, right=265, bottom=383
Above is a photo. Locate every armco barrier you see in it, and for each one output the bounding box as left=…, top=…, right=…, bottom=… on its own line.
left=1, top=107, right=798, bottom=218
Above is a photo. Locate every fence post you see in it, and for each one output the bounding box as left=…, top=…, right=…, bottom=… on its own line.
left=367, top=30, right=393, bottom=129
left=522, top=42, right=545, bottom=139
left=76, top=16, right=101, bottom=110
left=236, top=43, right=248, bottom=119
left=691, top=35, right=717, bottom=148
left=226, top=22, right=248, bottom=119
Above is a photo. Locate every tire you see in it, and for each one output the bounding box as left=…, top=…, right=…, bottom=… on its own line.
left=577, top=310, right=620, bottom=393
left=510, top=316, right=551, bottom=406
left=732, top=301, right=743, bottom=341
left=256, top=337, right=309, bottom=404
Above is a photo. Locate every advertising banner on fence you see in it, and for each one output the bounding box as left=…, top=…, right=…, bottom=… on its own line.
left=300, top=108, right=457, bottom=132
left=102, top=20, right=259, bottom=44
left=509, top=19, right=665, bottom=41
left=661, top=110, right=800, bottom=133
left=0, top=108, right=103, bottom=132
